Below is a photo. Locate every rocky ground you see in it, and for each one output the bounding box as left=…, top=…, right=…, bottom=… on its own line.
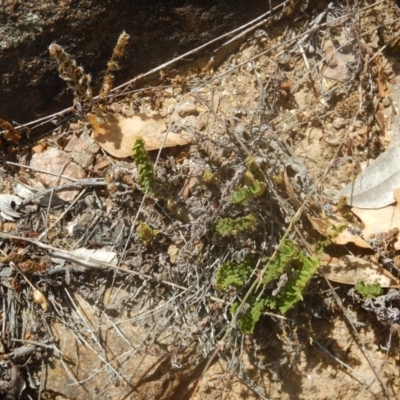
left=1, top=1, right=400, bottom=399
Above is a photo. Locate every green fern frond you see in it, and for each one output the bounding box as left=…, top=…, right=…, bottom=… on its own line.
left=232, top=180, right=266, bottom=205
left=216, top=214, right=256, bottom=236
left=215, top=260, right=253, bottom=290
left=355, top=281, right=383, bottom=299
left=215, top=239, right=321, bottom=332
left=261, top=240, right=300, bottom=285
left=230, top=297, right=267, bottom=334
left=132, top=138, right=155, bottom=194
left=274, top=251, right=320, bottom=313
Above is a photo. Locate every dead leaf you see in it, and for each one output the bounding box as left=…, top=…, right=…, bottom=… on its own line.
left=351, top=188, right=400, bottom=250
left=0, top=118, right=21, bottom=142
left=320, top=253, right=400, bottom=288
left=179, top=177, right=198, bottom=199
left=283, top=168, right=301, bottom=208
left=175, top=151, right=189, bottom=163
left=31, top=143, right=46, bottom=153
left=375, top=110, right=387, bottom=135
left=322, top=38, right=355, bottom=83
left=93, top=157, right=111, bottom=171
left=378, top=77, right=390, bottom=99
left=340, top=145, right=400, bottom=209
left=87, top=113, right=192, bottom=158
left=308, top=215, right=371, bottom=249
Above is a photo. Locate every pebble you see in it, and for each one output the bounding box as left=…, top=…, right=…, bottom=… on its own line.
left=178, top=102, right=198, bottom=117
left=332, top=117, right=346, bottom=129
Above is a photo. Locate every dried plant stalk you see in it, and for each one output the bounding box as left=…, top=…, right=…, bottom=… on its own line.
left=98, top=31, right=130, bottom=100
left=49, top=43, right=93, bottom=111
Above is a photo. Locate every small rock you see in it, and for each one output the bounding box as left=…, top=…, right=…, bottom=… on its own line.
left=332, top=117, right=346, bottom=129
left=181, top=115, right=198, bottom=129
left=30, top=147, right=86, bottom=202
left=64, top=133, right=100, bottom=169
left=168, top=244, right=181, bottom=264
left=31, top=143, right=46, bottom=153
left=178, top=102, right=198, bottom=117
left=357, top=126, right=369, bottom=136
left=197, top=114, right=207, bottom=131
left=382, top=97, right=391, bottom=108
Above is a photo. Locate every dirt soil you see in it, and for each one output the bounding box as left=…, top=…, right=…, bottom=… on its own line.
left=2, top=1, right=400, bottom=400
left=0, top=0, right=268, bottom=124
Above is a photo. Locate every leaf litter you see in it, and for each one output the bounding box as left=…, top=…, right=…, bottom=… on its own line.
left=2, top=1, right=400, bottom=399
left=88, top=112, right=193, bottom=157
left=341, top=145, right=400, bottom=209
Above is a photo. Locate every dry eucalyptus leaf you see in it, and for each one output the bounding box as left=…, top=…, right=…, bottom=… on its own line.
left=308, top=215, right=371, bottom=249
left=351, top=188, right=400, bottom=250
left=320, top=254, right=400, bottom=288
left=340, top=145, right=400, bottom=209
left=88, top=113, right=192, bottom=158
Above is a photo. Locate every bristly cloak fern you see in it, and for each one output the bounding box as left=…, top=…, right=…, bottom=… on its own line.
left=215, top=214, right=256, bottom=236
left=132, top=137, right=156, bottom=194
left=215, top=239, right=320, bottom=333
left=232, top=179, right=266, bottom=205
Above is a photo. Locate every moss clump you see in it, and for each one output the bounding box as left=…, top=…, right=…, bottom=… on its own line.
left=202, top=168, right=218, bottom=186
left=137, top=222, right=159, bottom=246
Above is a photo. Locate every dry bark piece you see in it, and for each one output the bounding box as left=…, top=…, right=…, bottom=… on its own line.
left=51, top=248, right=118, bottom=268
left=70, top=248, right=118, bottom=265
left=13, top=182, right=65, bottom=207
left=87, top=113, right=192, bottom=158
left=320, top=253, right=400, bottom=288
